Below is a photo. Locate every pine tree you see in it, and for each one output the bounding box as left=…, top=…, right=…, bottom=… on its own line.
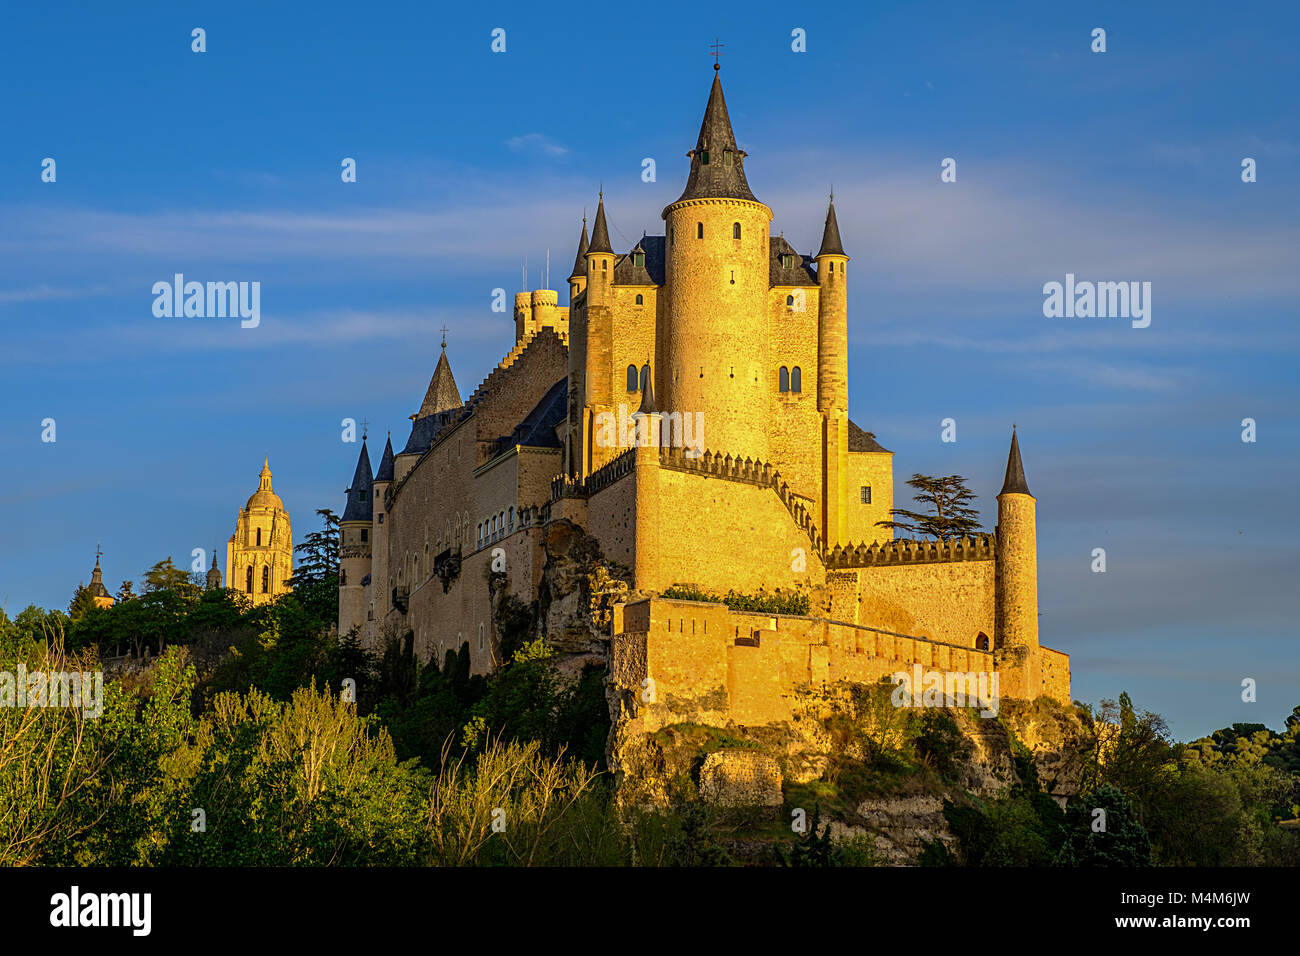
left=875, top=474, right=983, bottom=541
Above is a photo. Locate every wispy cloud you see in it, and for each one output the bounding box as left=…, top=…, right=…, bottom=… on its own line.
left=505, top=133, right=568, bottom=158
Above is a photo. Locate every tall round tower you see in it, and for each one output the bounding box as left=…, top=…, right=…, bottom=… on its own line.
left=814, top=194, right=849, bottom=416
left=995, top=428, right=1040, bottom=695
left=661, top=65, right=773, bottom=462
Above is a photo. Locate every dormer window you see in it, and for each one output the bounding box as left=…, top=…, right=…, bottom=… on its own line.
left=781, top=254, right=794, bottom=269
left=700, top=149, right=710, bottom=164
left=633, top=252, right=645, bottom=267
left=723, top=150, right=733, bottom=167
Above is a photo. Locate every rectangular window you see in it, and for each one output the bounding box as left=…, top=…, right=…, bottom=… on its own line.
left=860, top=486, right=872, bottom=504
left=361, top=528, right=368, bottom=542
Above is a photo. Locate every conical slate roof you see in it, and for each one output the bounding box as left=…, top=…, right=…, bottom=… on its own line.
left=1000, top=429, right=1032, bottom=496
left=669, top=68, right=760, bottom=206
left=633, top=365, right=657, bottom=416
left=816, top=195, right=846, bottom=258
left=588, top=195, right=613, bottom=255
left=374, top=433, right=395, bottom=483
left=419, top=346, right=462, bottom=417
left=342, top=439, right=374, bottom=523
left=568, top=218, right=589, bottom=279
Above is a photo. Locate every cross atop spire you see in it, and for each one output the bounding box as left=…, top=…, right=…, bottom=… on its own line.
left=710, top=37, right=724, bottom=70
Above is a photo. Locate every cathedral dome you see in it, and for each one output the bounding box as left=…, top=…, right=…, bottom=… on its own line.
left=245, top=457, right=284, bottom=511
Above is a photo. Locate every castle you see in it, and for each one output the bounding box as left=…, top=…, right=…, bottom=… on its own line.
left=338, top=66, right=1070, bottom=710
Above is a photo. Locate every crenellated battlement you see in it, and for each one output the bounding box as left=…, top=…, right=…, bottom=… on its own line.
left=656, top=444, right=826, bottom=554
left=826, top=533, right=996, bottom=569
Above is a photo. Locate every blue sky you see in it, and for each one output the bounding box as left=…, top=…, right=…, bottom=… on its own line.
left=1, top=1, right=1297, bottom=740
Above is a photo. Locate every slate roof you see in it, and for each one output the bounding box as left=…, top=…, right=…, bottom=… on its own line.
left=589, top=196, right=614, bottom=254
left=769, top=235, right=819, bottom=287
left=341, top=439, right=374, bottom=522
left=418, top=347, right=462, bottom=418
left=491, top=377, right=568, bottom=457
left=374, top=434, right=395, bottom=482
left=613, top=235, right=666, bottom=286
left=817, top=196, right=846, bottom=258
left=568, top=219, right=589, bottom=279
left=848, top=421, right=890, bottom=453
left=669, top=69, right=760, bottom=206
left=1000, top=428, right=1031, bottom=495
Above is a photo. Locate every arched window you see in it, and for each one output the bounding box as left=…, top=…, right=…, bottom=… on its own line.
left=696, top=222, right=704, bottom=239
left=256, top=527, right=261, bottom=546
left=635, top=293, right=643, bottom=305
left=786, top=294, right=794, bottom=306
left=779, top=367, right=790, bottom=392
left=341, top=568, right=347, bottom=586
left=246, top=566, right=253, bottom=593
left=791, top=367, right=802, bottom=392
left=626, top=365, right=638, bottom=390
left=640, top=365, right=651, bottom=392
left=976, top=633, right=990, bottom=651
left=732, top=222, right=741, bottom=239
left=508, top=506, right=514, bottom=532
left=261, top=566, right=269, bottom=593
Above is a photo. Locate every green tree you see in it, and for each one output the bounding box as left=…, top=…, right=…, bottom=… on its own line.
left=875, top=474, right=983, bottom=541
left=289, top=508, right=340, bottom=625
left=141, top=557, right=200, bottom=604
left=67, top=584, right=98, bottom=621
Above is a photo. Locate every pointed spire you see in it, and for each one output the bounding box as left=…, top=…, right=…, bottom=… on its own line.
left=568, top=216, right=590, bottom=279
left=633, top=365, right=657, bottom=417
left=342, top=438, right=374, bottom=523
left=258, top=458, right=273, bottom=491
left=588, top=192, right=613, bottom=255
left=374, top=432, right=395, bottom=483
left=671, top=69, right=759, bottom=205
left=816, top=192, right=846, bottom=258
left=1000, top=427, right=1032, bottom=496
left=418, top=347, right=463, bottom=417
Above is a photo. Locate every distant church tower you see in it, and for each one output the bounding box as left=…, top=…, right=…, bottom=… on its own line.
left=227, top=457, right=294, bottom=605
left=205, top=545, right=223, bottom=591
left=87, top=548, right=114, bottom=609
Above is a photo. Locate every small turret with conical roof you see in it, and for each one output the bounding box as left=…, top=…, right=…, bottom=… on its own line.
left=339, top=434, right=375, bottom=638
left=587, top=192, right=613, bottom=255
left=568, top=215, right=590, bottom=301
left=995, top=426, right=1040, bottom=696
left=342, top=437, right=374, bottom=524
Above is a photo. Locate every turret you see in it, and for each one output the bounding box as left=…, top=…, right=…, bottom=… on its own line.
left=339, top=437, right=374, bottom=637
left=995, top=428, right=1040, bottom=694
left=367, top=432, right=395, bottom=646
left=815, top=193, right=849, bottom=415
left=582, top=193, right=616, bottom=473
left=661, top=65, right=772, bottom=461
left=568, top=216, right=589, bottom=301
